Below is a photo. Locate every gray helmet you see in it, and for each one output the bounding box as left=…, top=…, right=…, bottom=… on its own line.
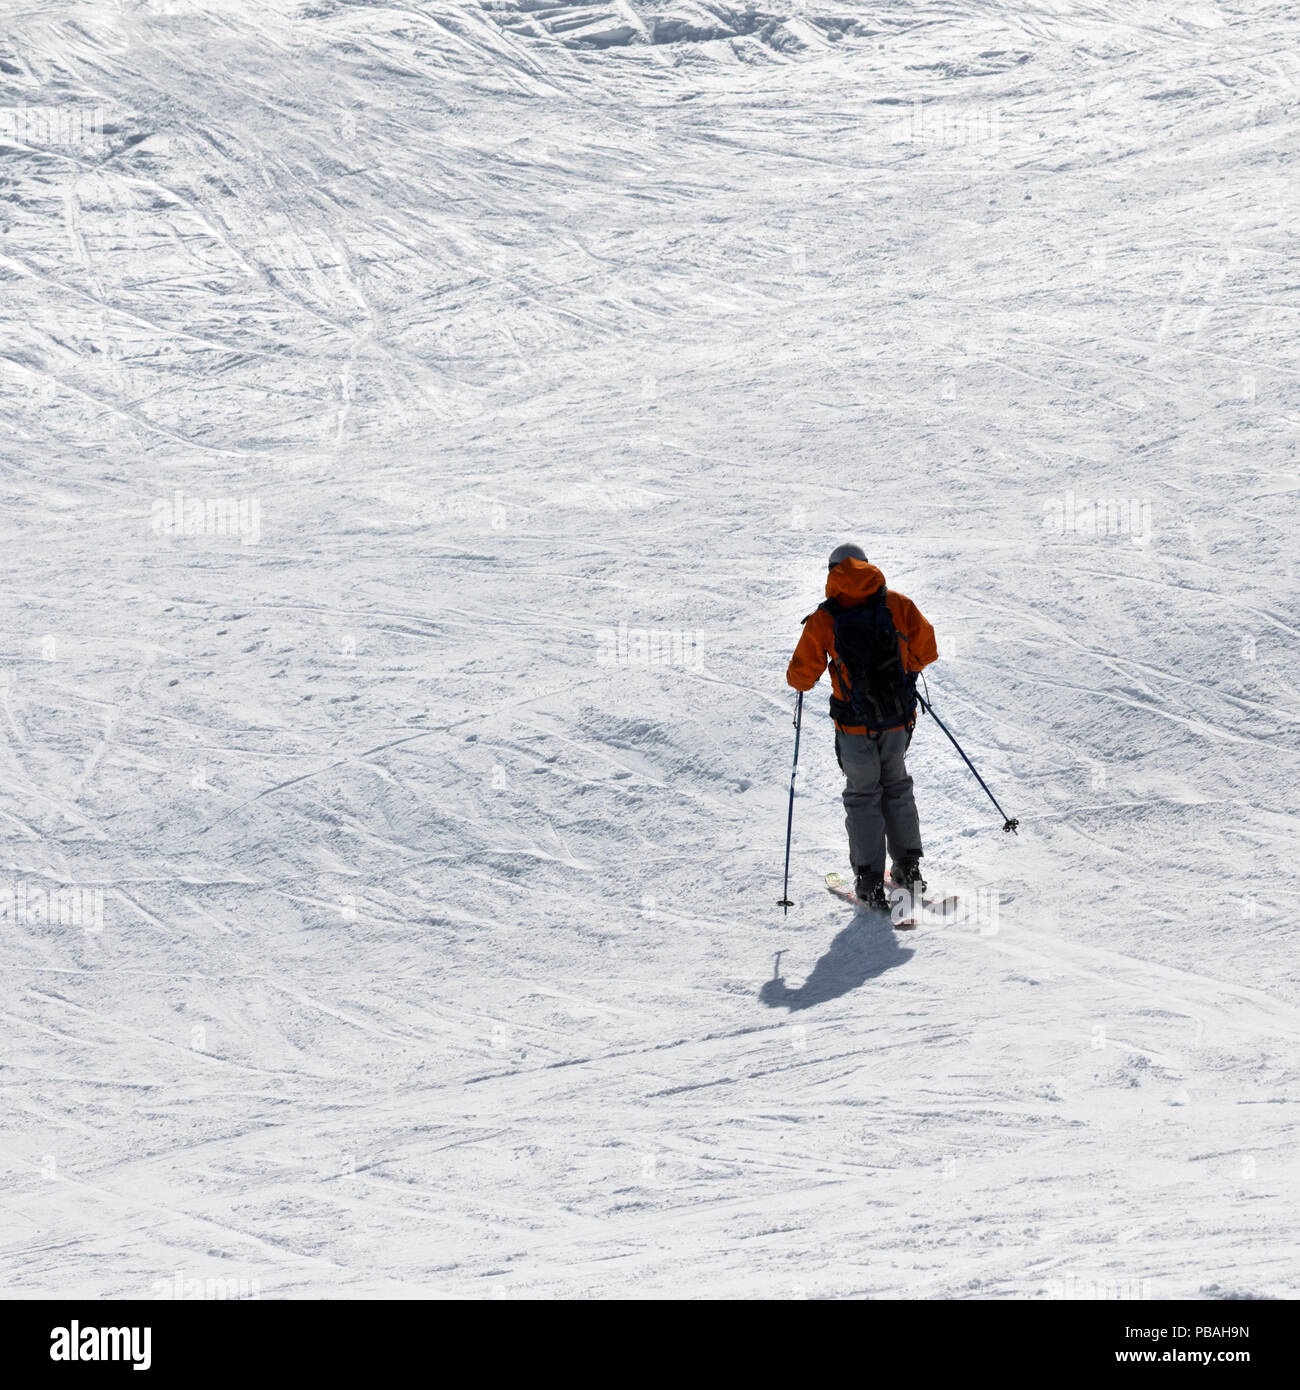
left=827, top=542, right=867, bottom=570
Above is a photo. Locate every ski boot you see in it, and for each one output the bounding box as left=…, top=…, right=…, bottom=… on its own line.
left=890, top=857, right=927, bottom=895
left=853, top=870, right=890, bottom=913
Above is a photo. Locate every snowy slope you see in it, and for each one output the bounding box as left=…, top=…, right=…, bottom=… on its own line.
left=2, top=0, right=1298, bottom=1298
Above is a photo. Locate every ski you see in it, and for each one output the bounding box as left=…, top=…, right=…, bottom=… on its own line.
left=883, top=869, right=959, bottom=915
left=825, top=871, right=917, bottom=930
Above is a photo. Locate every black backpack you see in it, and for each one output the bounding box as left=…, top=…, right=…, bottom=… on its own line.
left=821, top=589, right=916, bottom=728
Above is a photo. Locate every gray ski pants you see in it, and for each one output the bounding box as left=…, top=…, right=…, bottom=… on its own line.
left=835, top=726, right=922, bottom=876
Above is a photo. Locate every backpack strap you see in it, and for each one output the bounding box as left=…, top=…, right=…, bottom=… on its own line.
left=820, top=599, right=850, bottom=709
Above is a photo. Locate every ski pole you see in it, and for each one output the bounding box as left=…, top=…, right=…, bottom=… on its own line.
left=777, top=690, right=803, bottom=913
left=916, top=693, right=1020, bottom=834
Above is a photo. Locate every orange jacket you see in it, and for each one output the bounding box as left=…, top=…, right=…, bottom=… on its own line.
left=786, top=559, right=938, bottom=734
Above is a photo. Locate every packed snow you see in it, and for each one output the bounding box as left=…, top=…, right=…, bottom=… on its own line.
left=2, top=0, right=1298, bottom=1298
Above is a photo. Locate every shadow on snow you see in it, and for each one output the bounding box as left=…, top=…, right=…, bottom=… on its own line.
left=760, top=912, right=913, bottom=1012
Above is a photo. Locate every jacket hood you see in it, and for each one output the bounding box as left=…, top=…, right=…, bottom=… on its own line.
left=826, top=557, right=886, bottom=605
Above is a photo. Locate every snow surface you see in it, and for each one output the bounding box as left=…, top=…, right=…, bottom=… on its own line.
left=2, top=0, right=1298, bottom=1299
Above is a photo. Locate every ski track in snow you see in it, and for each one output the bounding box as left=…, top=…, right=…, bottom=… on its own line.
left=1, top=0, right=1298, bottom=1298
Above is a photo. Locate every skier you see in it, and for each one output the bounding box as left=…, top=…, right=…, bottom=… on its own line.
left=786, top=544, right=938, bottom=912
